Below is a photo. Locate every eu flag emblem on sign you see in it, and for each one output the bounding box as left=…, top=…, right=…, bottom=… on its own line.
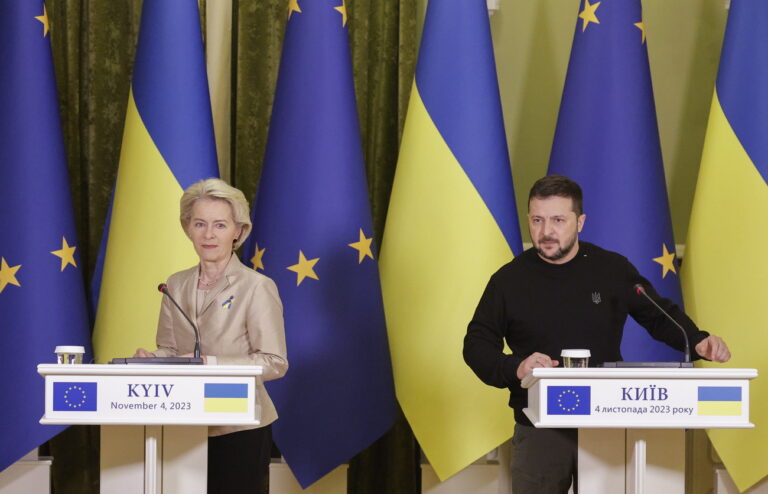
left=53, top=383, right=97, bottom=411
left=547, top=386, right=591, bottom=415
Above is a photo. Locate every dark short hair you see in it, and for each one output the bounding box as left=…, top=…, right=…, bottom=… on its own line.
left=528, top=175, right=583, bottom=215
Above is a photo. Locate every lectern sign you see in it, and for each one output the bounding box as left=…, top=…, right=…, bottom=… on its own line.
left=523, top=368, right=756, bottom=429
left=38, top=364, right=263, bottom=426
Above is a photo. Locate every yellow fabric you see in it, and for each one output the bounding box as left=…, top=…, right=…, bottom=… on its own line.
left=379, top=85, right=516, bottom=480
left=92, top=92, right=199, bottom=363
left=681, top=92, right=768, bottom=491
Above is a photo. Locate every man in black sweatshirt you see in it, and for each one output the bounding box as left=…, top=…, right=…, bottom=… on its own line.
left=463, top=175, right=730, bottom=494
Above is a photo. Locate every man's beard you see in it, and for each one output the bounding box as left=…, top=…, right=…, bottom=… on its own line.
left=535, top=234, right=577, bottom=262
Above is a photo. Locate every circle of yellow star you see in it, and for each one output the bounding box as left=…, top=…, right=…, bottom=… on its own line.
left=251, top=244, right=266, bottom=271
left=51, top=237, right=78, bottom=271
left=287, top=250, right=319, bottom=286
left=578, top=0, right=601, bottom=32
left=334, top=1, right=348, bottom=27
left=348, top=229, right=374, bottom=264
left=35, top=5, right=50, bottom=37
left=288, top=0, right=302, bottom=19
left=652, top=243, right=677, bottom=279
left=0, top=257, right=22, bottom=293
left=634, top=21, right=646, bottom=44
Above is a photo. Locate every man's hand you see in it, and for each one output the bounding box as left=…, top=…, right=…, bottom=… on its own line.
left=517, top=352, right=559, bottom=380
left=695, top=335, right=731, bottom=363
left=133, top=348, right=155, bottom=358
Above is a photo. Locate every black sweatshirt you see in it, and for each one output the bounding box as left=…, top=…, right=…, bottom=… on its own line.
left=463, top=241, right=709, bottom=425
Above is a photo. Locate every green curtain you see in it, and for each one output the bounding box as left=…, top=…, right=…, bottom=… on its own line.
left=43, top=0, right=419, bottom=492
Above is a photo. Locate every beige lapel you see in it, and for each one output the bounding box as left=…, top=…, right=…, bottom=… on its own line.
left=198, top=254, right=239, bottom=316
left=169, top=267, right=198, bottom=318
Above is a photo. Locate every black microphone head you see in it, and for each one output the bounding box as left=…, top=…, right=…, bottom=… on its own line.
left=633, top=283, right=645, bottom=295
left=158, top=283, right=168, bottom=293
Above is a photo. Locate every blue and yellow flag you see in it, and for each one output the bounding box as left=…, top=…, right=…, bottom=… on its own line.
left=92, top=0, right=219, bottom=362
left=242, top=0, right=396, bottom=487
left=548, top=0, right=683, bottom=362
left=682, top=2, right=768, bottom=489
left=379, top=0, right=522, bottom=480
left=0, top=0, right=91, bottom=471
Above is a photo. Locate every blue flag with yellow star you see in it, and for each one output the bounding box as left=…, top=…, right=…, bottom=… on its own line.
left=548, top=0, right=683, bottom=361
left=242, top=0, right=396, bottom=487
left=0, top=0, right=91, bottom=471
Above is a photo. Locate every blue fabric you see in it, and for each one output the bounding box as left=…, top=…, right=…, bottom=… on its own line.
left=0, top=0, right=92, bottom=470
left=548, top=0, right=683, bottom=362
left=242, top=1, right=396, bottom=487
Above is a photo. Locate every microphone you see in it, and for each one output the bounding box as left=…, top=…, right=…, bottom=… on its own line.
left=158, top=283, right=202, bottom=360
left=633, top=283, right=691, bottom=363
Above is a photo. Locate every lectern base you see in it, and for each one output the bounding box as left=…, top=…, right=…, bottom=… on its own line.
left=578, top=429, right=684, bottom=494
left=101, top=425, right=207, bottom=494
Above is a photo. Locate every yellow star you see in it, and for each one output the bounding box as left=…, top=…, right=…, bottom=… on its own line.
left=288, top=0, right=302, bottom=19
left=634, top=21, right=646, bottom=44
left=652, top=243, right=677, bottom=279
left=35, top=5, right=50, bottom=37
left=0, top=257, right=22, bottom=293
left=334, top=1, right=348, bottom=27
left=287, top=250, right=319, bottom=286
left=250, top=244, right=266, bottom=271
left=578, top=0, right=601, bottom=32
left=51, top=237, right=77, bottom=271
left=348, top=229, right=374, bottom=264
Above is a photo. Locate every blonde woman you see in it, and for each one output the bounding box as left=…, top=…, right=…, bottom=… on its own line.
left=135, top=178, right=287, bottom=493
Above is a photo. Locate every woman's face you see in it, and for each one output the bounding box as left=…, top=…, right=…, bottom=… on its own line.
left=186, top=198, right=242, bottom=265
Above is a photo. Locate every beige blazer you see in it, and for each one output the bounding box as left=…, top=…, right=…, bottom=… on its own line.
left=153, top=254, right=288, bottom=436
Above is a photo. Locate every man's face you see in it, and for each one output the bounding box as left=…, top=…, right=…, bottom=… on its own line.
left=528, top=195, right=586, bottom=264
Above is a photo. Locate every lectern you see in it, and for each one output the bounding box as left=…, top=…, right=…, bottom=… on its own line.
left=38, top=364, right=264, bottom=494
left=522, top=367, right=757, bottom=494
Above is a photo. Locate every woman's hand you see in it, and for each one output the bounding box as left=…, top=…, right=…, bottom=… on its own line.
left=133, top=348, right=155, bottom=358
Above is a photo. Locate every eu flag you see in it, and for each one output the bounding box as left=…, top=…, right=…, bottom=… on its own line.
left=242, top=1, right=396, bottom=487
left=547, top=386, right=591, bottom=416
left=548, top=0, right=682, bottom=361
left=53, top=383, right=98, bottom=412
left=0, top=0, right=91, bottom=471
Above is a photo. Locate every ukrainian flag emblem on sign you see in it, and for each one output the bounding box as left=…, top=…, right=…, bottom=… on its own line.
left=698, top=386, right=742, bottom=416
left=204, top=383, right=248, bottom=413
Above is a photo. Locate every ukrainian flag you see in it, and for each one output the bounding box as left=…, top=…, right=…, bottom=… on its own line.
left=681, top=2, right=768, bottom=490
left=697, top=387, right=742, bottom=417
left=91, top=0, right=219, bottom=362
left=379, top=0, right=522, bottom=480
left=204, top=383, right=248, bottom=413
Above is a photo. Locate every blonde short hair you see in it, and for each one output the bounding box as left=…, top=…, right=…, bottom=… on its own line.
left=180, top=178, right=252, bottom=249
